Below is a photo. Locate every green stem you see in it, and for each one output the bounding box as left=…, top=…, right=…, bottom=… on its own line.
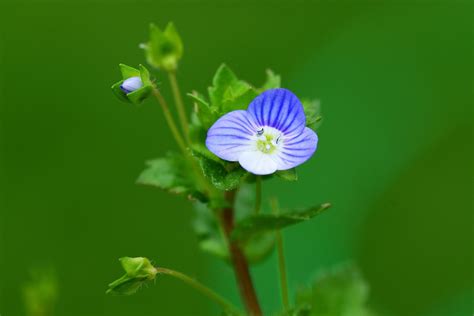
left=156, top=267, right=241, bottom=315
left=254, top=176, right=262, bottom=214
left=271, top=198, right=290, bottom=310
left=168, top=71, right=191, bottom=144
left=151, top=86, right=187, bottom=154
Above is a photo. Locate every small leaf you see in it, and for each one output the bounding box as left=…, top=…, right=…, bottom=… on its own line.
left=275, top=168, right=298, bottom=181
left=208, top=64, right=239, bottom=108
left=231, top=203, right=331, bottom=241
left=302, top=99, right=323, bottom=131
left=193, top=201, right=275, bottom=264
left=260, top=69, right=281, bottom=91
left=188, top=91, right=218, bottom=129
left=193, top=151, right=248, bottom=191
left=222, top=83, right=259, bottom=113
left=208, top=64, right=258, bottom=115
left=137, top=152, right=204, bottom=201
left=295, top=263, right=375, bottom=316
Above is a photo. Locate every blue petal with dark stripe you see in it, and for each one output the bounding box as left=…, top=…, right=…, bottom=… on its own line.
left=277, top=127, right=318, bottom=170
left=206, top=110, right=257, bottom=161
left=247, top=88, right=306, bottom=135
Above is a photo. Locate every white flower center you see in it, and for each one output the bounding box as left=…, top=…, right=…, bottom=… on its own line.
left=254, top=126, right=284, bottom=154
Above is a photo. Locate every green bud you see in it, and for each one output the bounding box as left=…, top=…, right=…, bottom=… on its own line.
left=111, top=64, right=152, bottom=105
left=106, top=257, right=157, bottom=295
left=141, top=22, right=183, bottom=71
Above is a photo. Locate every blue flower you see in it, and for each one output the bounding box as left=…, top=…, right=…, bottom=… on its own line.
left=120, top=76, right=143, bottom=94
left=206, top=88, right=318, bottom=175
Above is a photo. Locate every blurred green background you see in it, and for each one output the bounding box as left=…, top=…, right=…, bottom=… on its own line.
left=0, top=0, right=472, bottom=315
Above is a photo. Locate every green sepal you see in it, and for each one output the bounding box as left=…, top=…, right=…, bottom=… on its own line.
left=143, top=22, right=183, bottom=71
left=119, top=63, right=140, bottom=78
left=231, top=203, right=331, bottom=242
left=106, top=257, right=157, bottom=295
left=302, top=99, right=323, bottom=131
left=137, top=152, right=206, bottom=202
left=111, top=64, right=153, bottom=105
left=294, top=263, right=375, bottom=316
left=193, top=151, right=248, bottom=191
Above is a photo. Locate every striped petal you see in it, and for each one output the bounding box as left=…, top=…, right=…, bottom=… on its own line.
left=238, top=151, right=278, bottom=175
left=247, top=88, right=306, bottom=135
left=275, top=127, right=318, bottom=170
left=206, top=110, right=258, bottom=161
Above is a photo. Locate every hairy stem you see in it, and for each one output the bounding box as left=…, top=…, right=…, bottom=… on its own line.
left=168, top=71, right=191, bottom=144
left=151, top=86, right=187, bottom=153
left=220, top=190, right=263, bottom=316
left=156, top=267, right=240, bottom=315
left=271, top=198, right=289, bottom=310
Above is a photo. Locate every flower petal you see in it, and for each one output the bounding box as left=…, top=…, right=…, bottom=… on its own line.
left=238, top=151, right=278, bottom=175
left=276, top=127, right=318, bottom=170
left=206, top=110, right=258, bottom=161
left=247, top=88, right=306, bottom=135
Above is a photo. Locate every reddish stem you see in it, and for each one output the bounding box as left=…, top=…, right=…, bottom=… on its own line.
left=220, top=190, right=263, bottom=316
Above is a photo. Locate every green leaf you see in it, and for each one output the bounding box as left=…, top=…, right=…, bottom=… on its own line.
left=192, top=200, right=275, bottom=264
left=275, top=168, right=298, bottom=181
left=208, top=64, right=239, bottom=108
left=231, top=203, right=331, bottom=241
left=222, top=83, right=259, bottom=113
left=294, top=264, right=375, bottom=316
left=208, top=64, right=258, bottom=115
left=188, top=91, right=218, bottom=129
left=137, top=152, right=205, bottom=201
left=260, top=69, right=281, bottom=91
left=302, top=99, right=323, bottom=131
left=193, top=151, right=248, bottom=191
left=143, top=22, right=183, bottom=71
left=193, top=202, right=229, bottom=260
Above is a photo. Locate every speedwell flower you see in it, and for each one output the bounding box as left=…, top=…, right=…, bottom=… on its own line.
left=206, top=88, right=318, bottom=175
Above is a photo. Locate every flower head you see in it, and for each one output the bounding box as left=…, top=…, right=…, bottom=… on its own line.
left=206, top=88, right=318, bottom=175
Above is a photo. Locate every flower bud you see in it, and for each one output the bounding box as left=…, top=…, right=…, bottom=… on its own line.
left=111, top=64, right=152, bottom=105
left=120, top=76, right=143, bottom=94
left=106, top=257, right=157, bottom=295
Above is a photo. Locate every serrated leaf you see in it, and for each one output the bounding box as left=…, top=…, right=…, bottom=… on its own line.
left=193, top=151, right=248, bottom=191
left=222, top=84, right=259, bottom=113
left=208, top=64, right=239, bottom=107
left=260, top=69, right=281, bottom=91
left=295, top=264, right=375, bottom=316
left=275, top=168, right=298, bottom=181
left=231, top=203, right=331, bottom=241
left=188, top=91, right=218, bottom=129
left=302, top=99, right=323, bottom=131
left=137, top=152, right=204, bottom=201
left=208, top=64, right=257, bottom=115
